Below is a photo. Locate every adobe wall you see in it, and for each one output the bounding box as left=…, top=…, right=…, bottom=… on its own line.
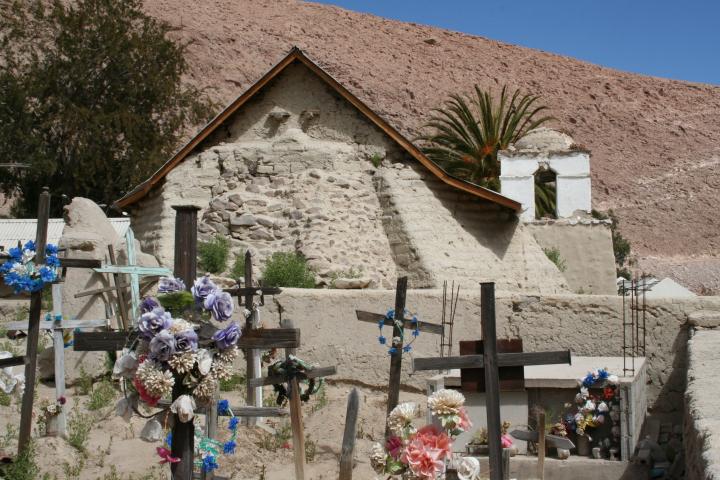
left=256, top=289, right=720, bottom=420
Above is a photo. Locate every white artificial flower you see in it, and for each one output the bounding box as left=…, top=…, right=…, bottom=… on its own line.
left=112, top=352, right=138, bottom=379
left=10, top=263, right=27, bottom=275
left=387, top=402, right=419, bottom=435
left=607, top=374, right=620, bottom=386
left=369, top=442, right=387, bottom=473
left=597, top=401, right=609, bottom=413
left=170, top=394, right=196, bottom=423
left=21, top=249, right=35, bottom=264
left=197, top=349, right=213, bottom=375
left=583, top=400, right=596, bottom=412
left=457, top=456, right=481, bottom=480
left=428, top=389, right=466, bottom=416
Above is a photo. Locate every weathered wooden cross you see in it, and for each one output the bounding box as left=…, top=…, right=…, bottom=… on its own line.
left=355, top=276, right=444, bottom=429
left=247, top=319, right=337, bottom=480
left=412, top=283, right=572, bottom=480
left=93, top=228, right=172, bottom=326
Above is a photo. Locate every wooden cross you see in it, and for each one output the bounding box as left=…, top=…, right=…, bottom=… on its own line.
left=5, top=283, right=107, bottom=438
left=412, top=283, right=572, bottom=480
left=339, top=388, right=360, bottom=480
left=355, top=276, right=444, bottom=431
left=248, top=319, right=337, bottom=480
left=93, top=228, right=172, bottom=326
left=224, top=250, right=281, bottom=427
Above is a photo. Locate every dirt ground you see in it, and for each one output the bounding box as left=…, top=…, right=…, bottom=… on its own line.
left=0, top=372, right=425, bottom=479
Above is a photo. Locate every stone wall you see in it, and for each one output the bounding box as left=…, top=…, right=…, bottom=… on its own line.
left=255, top=289, right=720, bottom=420
left=684, top=321, right=720, bottom=479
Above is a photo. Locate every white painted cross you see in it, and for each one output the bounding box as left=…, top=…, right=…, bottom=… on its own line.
left=93, top=229, right=172, bottom=325
left=5, top=283, right=107, bottom=438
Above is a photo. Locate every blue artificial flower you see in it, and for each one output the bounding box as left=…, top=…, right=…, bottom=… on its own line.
left=23, top=240, right=35, bottom=251
left=412, top=329, right=420, bottom=337
left=582, top=373, right=595, bottom=388
left=228, top=417, right=240, bottom=431
left=386, top=309, right=394, bottom=319
left=388, top=347, right=397, bottom=355
left=166, top=431, right=173, bottom=446
left=7, top=247, right=22, bottom=261
left=54, top=314, right=62, bottom=321
left=45, top=313, right=52, bottom=321
left=223, top=440, right=236, bottom=454
left=598, top=369, right=609, bottom=380
left=45, top=255, right=60, bottom=267
left=377, top=319, right=385, bottom=328
left=39, top=266, right=56, bottom=283
left=402, top=345, right=412, bottom=353
left=411, top=316, right=418, bottom=324
left=202, top=455, right=219, bottom=472
left=378, top=336, right=386, bottom=345
left=45, top=244, right=58, bottom=255
left=218, top=399, right=230, bottom=415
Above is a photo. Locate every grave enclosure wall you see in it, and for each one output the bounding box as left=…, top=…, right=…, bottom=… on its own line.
left=259, top=289, right=720, bottom=421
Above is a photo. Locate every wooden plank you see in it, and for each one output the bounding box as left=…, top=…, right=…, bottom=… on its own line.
left=94, top=265, right=173, bottom=276
left=108, top=245, right=130, bottom=330
left=339, top=388, right=359, bottom=480
left=386, top=277, right=407, bottom=428
left=460, top=339, right=525, bottom=392
left=284, top=319, right=305, bottom=480
left=4, top=319, right=106, bottom=331
left=247, top=366, right=337, bottom=388
left=481, top=283, right=503, bottom=480
left=0, top=356, right=25, bottom=368
left=59, top=258, right=101, bottom=269
left=225, top=286, right=282, bottom=297
left=73, top=331, right=134, bottom=351
left=73, top=278, right=158, bottom=298
left=237, top=328, right=300, bottom=350
left=243, top=251, right=259, bottom=427
left=355, top=310, right=444, bottom=336
left=509, top=430, right=575, bottom=450
left=18, top=187, right=50, bottom=455
left=537, top=411, right=545, bottom=480
left=51, top=284, right=67, bottom=438
left=412, top=350, right=572, bottom=372
left=172, top=206, right=199, bottom=290
left=502, top=448, right=510, bottom=480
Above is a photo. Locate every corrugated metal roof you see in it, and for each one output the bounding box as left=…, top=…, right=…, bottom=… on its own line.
left=0, top=218, right=130, bottom=251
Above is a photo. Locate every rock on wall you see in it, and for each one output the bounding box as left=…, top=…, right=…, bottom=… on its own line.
left=377, top=163, right=569, bottom=292
left=685, top=325, right=720, bottom=480
left=527, top=220, right=617, bottom=294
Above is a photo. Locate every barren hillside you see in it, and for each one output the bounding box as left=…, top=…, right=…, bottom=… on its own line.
left=142, top=0, right=720, bottom=293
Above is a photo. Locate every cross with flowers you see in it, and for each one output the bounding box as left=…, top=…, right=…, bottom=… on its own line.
left=355, top=276, right=444, bottom=433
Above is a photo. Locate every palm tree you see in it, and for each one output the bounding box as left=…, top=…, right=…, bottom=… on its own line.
left=419, top=85, right=554, bottom=214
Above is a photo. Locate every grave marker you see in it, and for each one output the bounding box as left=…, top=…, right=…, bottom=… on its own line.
left=412, top=283, right=572, bottom=480
left=339, top=388, right=360, bottom=480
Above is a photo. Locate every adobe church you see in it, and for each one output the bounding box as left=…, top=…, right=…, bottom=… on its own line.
left=114, top=48, right=616, bottom=294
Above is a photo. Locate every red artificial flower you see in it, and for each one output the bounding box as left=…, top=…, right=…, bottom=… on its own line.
left=132, top=377, right=160, bottom=407
left=603, top=387, right=615, bottom=400
left=385, top=436, right=403, bottom=460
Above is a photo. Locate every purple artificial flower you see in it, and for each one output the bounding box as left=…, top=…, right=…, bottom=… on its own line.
left=203, top=289, right=234, bottom=322
left=140, top=297, right=161, bottom=314
left=192, top=275, right=217, bottom=303
left=212, top=322, right=241, bottom=350
left=149, top=329, right=177, bottom=362
left=158, top=276, right=186, bottom=294
left=174, top=328, right=199, bottom=352
left=139, top=307, right=173, bottom=340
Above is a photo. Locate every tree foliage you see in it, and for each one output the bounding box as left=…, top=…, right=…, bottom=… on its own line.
left=0, top=0, right=214, bottom=216
left=419, top=85, right=553, bottom=205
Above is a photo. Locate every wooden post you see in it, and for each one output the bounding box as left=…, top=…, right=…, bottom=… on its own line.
left=171, top=205, right=199, bottom=289
left=339, top=388, right=359, bottom=480
left=481, top=282, right=503, bottom=480
left=51, top=283, right=67, bottom=438
left=107, top=245, right=130, bottom=330
left=386, top=277, right=408, bottom=421
left=284, top=319, right=305, bottom=480
left=170, top=206, right=198, bottom=480
left=201, top=394, right=218, bottom=480
left=18, top=187, right=50, bottom=454
left=244, top=251, right=262, bottom=426
left=537, top=411, right=546, bottom=480
left=502, top=448, right=511, bottom=480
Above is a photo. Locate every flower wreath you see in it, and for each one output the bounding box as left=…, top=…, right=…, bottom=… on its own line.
left=0, top=241, right=60, bottom=293
left=562, top=368, right=621, bottom=440
left=114, top=275, right=244, bottom=471
left=268, top=355, right=324, bottom=406
left=378, top=308, right=420, bottom=355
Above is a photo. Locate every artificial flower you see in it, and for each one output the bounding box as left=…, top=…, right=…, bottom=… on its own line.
left=149, top=329, right=177, bottom=362
left=156, top=447, right=181, bottom=464
left=158, top=276, right=186, bottom=294
left=140, top=297, right=160, bottom=314
left=213, top=322, right=241, bottom=350
left=401, top=439, right=444, bottom=480
left=428, top=389, right=466, bottom=417
left=369, top=442, right=387, bottom=474
left=204, top=289, right=234, bottom=322
left=170, top=394, right=196, bottom=423
left=192, top=275, right=217, bottom=303
left=457, top=456, right=481, bottom=480
left=387, top=402, right=419, bottom=436
left=385, top=436, right=403, bottom=460
left=196, top=349, right=213, bottom=375
left=174, top=328, right=199, bottom=353
left=413, top=425, right=452, bottom=459
left=139, top=308, right=173, bottom=340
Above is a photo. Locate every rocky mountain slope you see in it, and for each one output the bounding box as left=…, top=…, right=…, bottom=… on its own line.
left=142, top=0, right=720, bottom=293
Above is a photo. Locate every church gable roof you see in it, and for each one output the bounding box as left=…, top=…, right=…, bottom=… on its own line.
left=114, top=47, right=520, bottom=211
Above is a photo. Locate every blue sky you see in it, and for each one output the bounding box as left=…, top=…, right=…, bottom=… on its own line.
left=314, top=0, right=720, bottom=85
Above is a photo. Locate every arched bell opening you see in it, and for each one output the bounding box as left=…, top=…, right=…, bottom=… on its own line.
left=534, top=164, right=557, bottom=219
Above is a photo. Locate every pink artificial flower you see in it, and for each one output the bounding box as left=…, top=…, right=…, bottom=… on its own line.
left=401, top=439, right=444, bottom=480
left=156, top=447, right=181, bottom=464
left=458, top=407, right=472, bottom=432
left=501, top=434, right=514, bottom=449
left=57, top=396, right=67, bottom=405
left=385, top=436, right=404, bottom=460
left=413, top=425, right=452, bottom=460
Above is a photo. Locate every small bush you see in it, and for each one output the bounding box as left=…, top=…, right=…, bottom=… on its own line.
left=369, top=153, right=383, bottom=168
left=543, top=247, right=567, bottom=272
left=86, top=380, right=116, bottom=411
left=230, top=254, right=246, bottom=280
left=4, top=441, right=40, bottom=480
left=0, top=390, right=11, bottom=407
left=157, top=290, right=194, bottom=317
left=219, top=373, right=245, bottom=392
left=198, top=235, right=230, bottom=274
left=305, top=435, right=317, bottom=462
left=68, top=403, right=93, bottom=451
left=262, top=252, right=316, bottom=288
left=75, top=367, right=93, bottom=396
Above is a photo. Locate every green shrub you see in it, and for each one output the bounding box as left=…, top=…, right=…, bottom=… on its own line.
left=262, top=252, right=316, bottom=288
left=4, top=440, right=39, bottom=480
left=68, top=403, right=93, bottom=451
left=86, top=380, right=116, bottom=411
left=198, top=235, right=230, bottom=274
left=219, top=373, right=245, bottom=392
left=0, top=390, right=11, bottom=407
left=158, top=291, right=195, bottom=317
left=543, top=247, right=567, bottom=272
left=75, top=367, right=93, bottom=396
left=369, top=153, right=383, bottom=168
left=230, top=254, right=246, bottom=281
